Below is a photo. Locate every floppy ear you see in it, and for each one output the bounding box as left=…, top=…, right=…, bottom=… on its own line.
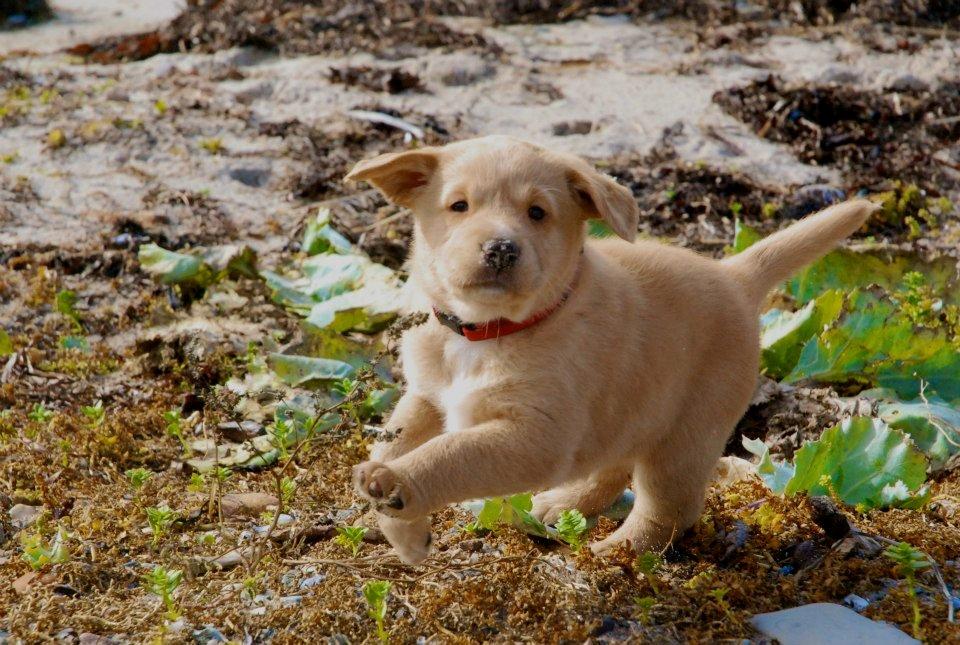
left=344, top=148, right=440, bottom=207
left=568, top=166, right=639, bottom=242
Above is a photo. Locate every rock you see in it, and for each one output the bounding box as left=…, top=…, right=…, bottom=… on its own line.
left=280, top=595, right=302, bottom=607
left=78, top=634, right=114, bottom=645
left=750, top=603, right=918, bottom=644
left=227, top=167, right=270, bottom=188
left=299, top=574, right=325, bottom=590
left=192, top=625, right=228, bottom=643
left=552, top=120, right=593, bottom=136
left=9, top=503, right=42, bottom=529
left=218, top=420, right=262, bottom=442
left=843, top=594, right=870, bottom=612
left=220, top=493, right=278, bottom=518
left=807, top=496, right=852, bottom=540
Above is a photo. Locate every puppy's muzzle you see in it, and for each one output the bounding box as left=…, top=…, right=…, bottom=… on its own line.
left=481, top=238, right=521, bottom=272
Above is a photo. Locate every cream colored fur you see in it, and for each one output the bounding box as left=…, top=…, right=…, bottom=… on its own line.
left=344, top=135, right=876, bottom=564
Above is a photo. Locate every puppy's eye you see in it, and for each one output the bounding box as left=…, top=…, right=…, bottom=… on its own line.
left=450, top=200, right=469, bottom=213
left=528, top=205, right=547, bottom=221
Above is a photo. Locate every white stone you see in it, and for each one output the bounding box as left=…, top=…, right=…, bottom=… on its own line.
left=750, top=603, right=918, bottom=645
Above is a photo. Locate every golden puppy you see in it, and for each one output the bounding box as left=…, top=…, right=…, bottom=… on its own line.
left=345, top=135, right=875, bottom=564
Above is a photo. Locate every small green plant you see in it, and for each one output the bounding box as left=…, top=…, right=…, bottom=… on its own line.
left=144, top=566, right=183, bottom=620
left=729, top=201, right=743, bottom=217
left=163, top=409, right=189, bottom=454
left=664, top=188, right=677, bottom=202
left=188, top=472, right=206, bottom=492
left=213, top=466, right=232, bottom=484
left=125, top=467, right=153, bottom=492
left=708, top=587, right=738, bottom=623
left=55, top=289, right=82, bottom=330
left=335, top=525, right=368, bottom=557
left=635, top=551, right=663, bottom=594
left=279, top=476, right=296, bottom=508
left=363, top=580, right=391, bottom=644
left=199, top=137, right=223, bottom=154
left=28, top=402, right=54, bottom=424
left=241, top=572, right=265, bottom=600
left=884, top=541, right=931, bottom=639
left=81, top=400, right=105, bottom=427
left=268, top=416, right=293, bottom=459
left=2, top=151, right=17, bottom=164
left=20, top=526, right=70, bottom=570
left=154, top=99, right=168, bottom=114
left=635, top=596, right=657, bottom=624
left=145, top=506, right=178, bottom=547
left=761, top=201, right=779, bottom=219
left=555, top=509, right=587, bottom=552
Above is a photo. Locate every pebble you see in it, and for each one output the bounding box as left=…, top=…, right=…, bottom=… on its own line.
left=280, top=595, right=302, bottom=607
left=9, top=503, right=42, bottom=529
left=750, top=603, right=918, bottom=644
left=192, top=625, right=228, bottom=643
left=299, top=574, right=326, bottom=590
left=843, top=593, right=870, bottom=612
left=220, top=493, right=278, bottom=518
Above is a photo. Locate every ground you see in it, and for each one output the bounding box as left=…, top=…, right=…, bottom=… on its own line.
left=1, top=2, right=960, bottom=643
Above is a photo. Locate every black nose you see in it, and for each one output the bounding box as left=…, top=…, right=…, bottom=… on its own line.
left=481, top=238, right=521, bottom=271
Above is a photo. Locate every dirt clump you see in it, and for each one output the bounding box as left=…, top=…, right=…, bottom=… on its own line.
left=714, top=76, right=960, bottom=198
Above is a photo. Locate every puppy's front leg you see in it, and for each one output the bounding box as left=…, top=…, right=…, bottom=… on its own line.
left=355, top=414, right=569, bottom=519
left=364, top=393, right=442, bottom=564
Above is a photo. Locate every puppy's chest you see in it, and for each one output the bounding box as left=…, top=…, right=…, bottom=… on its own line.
left=408, top=336, right=492, bottom=434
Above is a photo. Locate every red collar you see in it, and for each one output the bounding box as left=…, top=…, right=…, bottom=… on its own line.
left=432, top=276, right=577, bottom=342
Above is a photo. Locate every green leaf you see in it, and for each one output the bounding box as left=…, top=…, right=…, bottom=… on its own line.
left=875, top=396, right=960, bottom=471
left=267, top=353, right=356, bottom=386
left=760, top=290, right=843, bottom=378
left=138, top=243, right=209, bottom=285
left=784, top=289, right=960, bottom=401
left=742, top=437, right=794, bottom=494
left=303, top=207, right=353, bottom=255
left=732, top=219, right=761, bottom=253
left=0, top=329, right=13, bottom=357
left=787, top=249, right=960, bottom=306
left=786, top=416, right=928, bottom=509
left=138, top=243, right=256, bottom=288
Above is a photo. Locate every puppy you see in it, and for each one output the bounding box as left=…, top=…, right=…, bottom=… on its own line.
left=345, top=135, right=875, bottom=564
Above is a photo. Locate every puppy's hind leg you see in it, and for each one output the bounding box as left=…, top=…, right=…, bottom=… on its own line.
left=531, top=467, right=630, bottom=525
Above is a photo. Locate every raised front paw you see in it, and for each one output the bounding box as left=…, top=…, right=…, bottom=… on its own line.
left=353, top=460, right=417, bottom=518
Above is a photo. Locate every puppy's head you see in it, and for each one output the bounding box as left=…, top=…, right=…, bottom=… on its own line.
left=346, top=136, right=638, bottom=322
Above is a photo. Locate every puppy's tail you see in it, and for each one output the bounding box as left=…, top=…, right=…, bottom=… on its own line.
left=721, top=198, right=878, bottom=306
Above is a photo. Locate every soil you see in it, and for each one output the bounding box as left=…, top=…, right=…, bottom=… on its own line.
left=2, top=2, right=960, bottom=643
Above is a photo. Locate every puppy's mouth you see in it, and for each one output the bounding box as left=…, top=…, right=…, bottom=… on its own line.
left=457, top=268, right=518, bottom=293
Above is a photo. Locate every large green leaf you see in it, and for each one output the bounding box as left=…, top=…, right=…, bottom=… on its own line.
left=263, top=253, right=403, bottom=333
left=138, top=243, right=257, bottom=288
left=267, top=353, right=356, bottom=386
left=741, top=437, right=795, bottom=494
left=760, top=290, right=843, bottom=378
left=874, top=395, right=960, bottom=471
left=138, top=244, right=209, bottom=285
left=784, top=289, right=960, bottom=401
left=785, top=417, right=928, bottom=508
left=786, top=249, right=960, bottom=306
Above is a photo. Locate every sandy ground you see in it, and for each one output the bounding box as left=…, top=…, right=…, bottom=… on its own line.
left=2, top=12, right=957, bottom=252
left=0, top=0, right=184, bottom=55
